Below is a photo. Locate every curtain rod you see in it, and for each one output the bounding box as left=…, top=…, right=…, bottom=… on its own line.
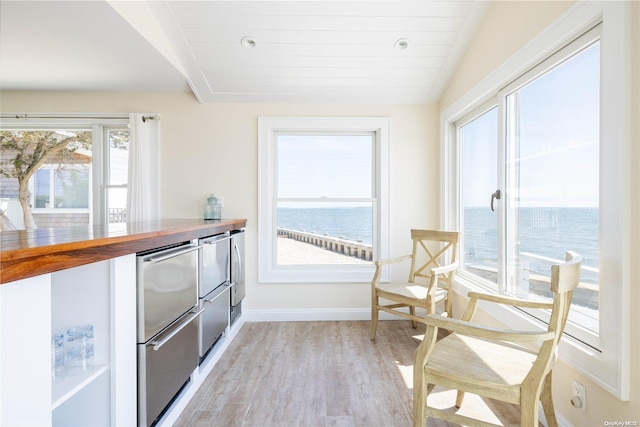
left=0, top=114, right=159, bottom=122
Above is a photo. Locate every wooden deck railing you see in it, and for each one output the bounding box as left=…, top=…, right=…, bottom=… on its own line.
left=277, top=227, right=373, bottom=261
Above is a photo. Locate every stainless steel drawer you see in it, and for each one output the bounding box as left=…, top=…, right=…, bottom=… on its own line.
left=199, top=284, right=230, bottom=360
left=136, top=244, right=199, bottom=343
left=137, top=309, right=201, bottom=427
left=199, top=233, right=231, bottom=298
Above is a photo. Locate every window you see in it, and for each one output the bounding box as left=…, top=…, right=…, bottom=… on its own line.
left=442, top=1, right=631, bottom=400
left=0, top=116, right=129, bottom=228
left=101, top=127, right=130, bottom=224
left=459, top=106, right=499, bottom=289
left=33, top=165, right=91, bottom=209
left=258, top=117, right=389, bottom=283
left=457, top=26, right=600, bottom=344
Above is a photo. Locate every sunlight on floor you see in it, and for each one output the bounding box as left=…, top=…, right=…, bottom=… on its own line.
left=427, top=388, right=505, bottom=426
left=397, top=360, right=508, bottom=426
left=396, top=361, right=414, bottom=389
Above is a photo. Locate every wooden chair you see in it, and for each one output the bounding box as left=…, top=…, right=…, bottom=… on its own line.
left=370, top=229, right=459, bottom=340
left=413, top=251, right=582, bottom=427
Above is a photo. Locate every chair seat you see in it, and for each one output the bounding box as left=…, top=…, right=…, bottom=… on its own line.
left=376, top=282, right=448, bottom=302
left=424, top=334, right=538, bottom=401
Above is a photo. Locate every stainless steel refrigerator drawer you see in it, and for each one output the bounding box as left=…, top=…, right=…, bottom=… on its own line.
left=136, top=243, right=199, bottom=343
left=137, top=310, right=201, bottom=427
left=199, top=233, right=231, bottom=297
left=199, top=284, right=230, bottom=359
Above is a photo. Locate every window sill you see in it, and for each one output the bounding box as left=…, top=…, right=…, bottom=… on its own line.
left=33, top=209, right=89, bottom=213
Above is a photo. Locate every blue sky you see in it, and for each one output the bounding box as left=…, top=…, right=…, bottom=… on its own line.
left=463, top=41, right=600, bottom=208
left=276, top=133, right=373, bottom=201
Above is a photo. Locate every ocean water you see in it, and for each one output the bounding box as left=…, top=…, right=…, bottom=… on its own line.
left=277, top=207, right=373, bottom=245
left=464, top=207, right=599, bottom=281
left=277, top=206, right=599, bottom=280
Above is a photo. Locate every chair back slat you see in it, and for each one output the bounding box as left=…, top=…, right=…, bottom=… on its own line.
left=550, top=250, right=582, bottom=294
left=548, top=251, right=582, bottom=338
left=410, top=230, right=458, bottom=282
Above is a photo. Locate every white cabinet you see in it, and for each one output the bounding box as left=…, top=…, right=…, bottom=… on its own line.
left=0, top=255, right=137, bottom=427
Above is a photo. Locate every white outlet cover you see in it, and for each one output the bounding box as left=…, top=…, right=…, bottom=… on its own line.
left=572, top=380, right=586, bottom=412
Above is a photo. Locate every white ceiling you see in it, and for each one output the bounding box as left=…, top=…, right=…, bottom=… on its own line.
left=0, top=1, right=489, bottom=104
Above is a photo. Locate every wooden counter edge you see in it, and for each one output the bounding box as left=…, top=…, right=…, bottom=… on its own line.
left=0, top=219, right=247, bottom=284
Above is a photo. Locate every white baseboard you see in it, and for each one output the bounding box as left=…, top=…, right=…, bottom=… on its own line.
left=555, top=411, right=574, bottom=427
left=244, top=307, right=424, bottom=322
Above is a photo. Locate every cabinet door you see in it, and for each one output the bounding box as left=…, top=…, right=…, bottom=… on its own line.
left=110, top=254, right=137, bottom=425
left=0, top=274, right=52, bottom=426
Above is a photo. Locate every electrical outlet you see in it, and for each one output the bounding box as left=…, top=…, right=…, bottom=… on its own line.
left=571, top=380, right=586, bottom=412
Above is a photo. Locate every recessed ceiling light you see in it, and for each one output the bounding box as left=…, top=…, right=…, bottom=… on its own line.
left=241, top=37, right=256, bottom=49
left=394, top=38, right=409, bottom=50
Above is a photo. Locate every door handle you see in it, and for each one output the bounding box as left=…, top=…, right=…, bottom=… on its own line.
left=490, top=189, right=501, bottom=212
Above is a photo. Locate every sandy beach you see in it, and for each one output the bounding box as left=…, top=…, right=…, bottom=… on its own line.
left=277, top=236, right=371, bottom=265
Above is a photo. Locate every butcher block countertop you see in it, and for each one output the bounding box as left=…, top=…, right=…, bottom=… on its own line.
left=0, top=218, right=246, bottom=284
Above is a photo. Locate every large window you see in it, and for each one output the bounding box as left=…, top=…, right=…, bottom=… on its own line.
left=259, top=117, right=389, bottom=283
left=457, top=27, right=600, bottom=346
left=443, top=1, right=632, bottom=400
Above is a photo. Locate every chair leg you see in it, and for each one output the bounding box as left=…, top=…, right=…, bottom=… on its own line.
left=409, top=306, right=417, bottom=328
left=520, top=388, right=540, bottom=427
left=445, top=297, right=452, bottom=318
left=541, top=373, right=558, bottom=427
left=413, top=370, right=427, bottom=427
left=371, top=298, right=379, bottom=340
left=455, top=390, right=465, bottom=408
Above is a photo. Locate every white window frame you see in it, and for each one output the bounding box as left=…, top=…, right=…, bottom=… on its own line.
left=258, top=117, right=390, bottom=283
left=441, top=2, right=631, bottom=400
left=92, top=124, right=130, bottom=225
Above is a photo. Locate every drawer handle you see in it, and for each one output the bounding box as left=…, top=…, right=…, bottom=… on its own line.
left=150, top=308, right=204, bottom=351
left=203, top=236, right=231, bottom=245
left=205, top=286, right=230, bottom=304
left=144, top=245, right=201, bottom=264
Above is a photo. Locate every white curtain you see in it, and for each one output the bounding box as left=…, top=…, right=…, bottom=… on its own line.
left=127, top=113, right=160, bottom=222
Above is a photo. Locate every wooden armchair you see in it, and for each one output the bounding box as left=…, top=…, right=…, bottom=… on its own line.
left=413, top=251, right=582, bottom=427
left=370, top=229, right=459, bottom=340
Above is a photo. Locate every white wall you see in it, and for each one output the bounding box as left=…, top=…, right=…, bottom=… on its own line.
left=440, top=0, right=575, bottom=112
left=440, top=1, right=640, bottom=425
left=0, top=92, right=440, bottom=315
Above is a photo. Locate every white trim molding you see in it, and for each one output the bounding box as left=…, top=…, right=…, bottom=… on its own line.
left=257, top=116, right=390, bottom=284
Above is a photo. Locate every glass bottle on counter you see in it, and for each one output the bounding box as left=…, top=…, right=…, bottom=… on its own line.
left=204, top=194, right=222, bottom=220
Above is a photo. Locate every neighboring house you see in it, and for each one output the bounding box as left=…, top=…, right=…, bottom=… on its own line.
left=0, top=149, right=92, bottom=228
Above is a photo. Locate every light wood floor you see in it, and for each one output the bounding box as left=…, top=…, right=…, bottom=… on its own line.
left=174, top=320, right=525, bottom=427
